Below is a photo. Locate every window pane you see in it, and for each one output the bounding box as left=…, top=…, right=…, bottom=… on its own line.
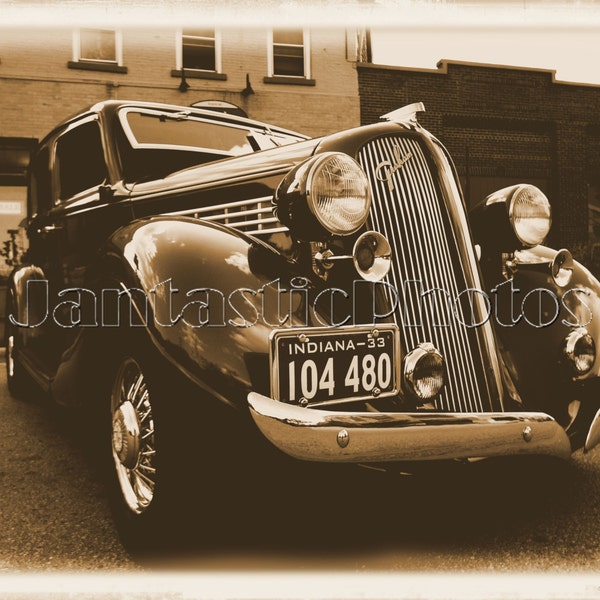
left=29, top=147, right=51, bottom=215
left=274, top=45, right=304, bottom=59
left=56, top=121, right=106, bottom=200
left=273, top=44, right=304, bottom=77
left=80, top=29, right=116, bottom=62
left=182, top=38, right=216, bottom=71
left=125, top=112, right=254, bottom=155
left=273, top=29, right=304, bottom=45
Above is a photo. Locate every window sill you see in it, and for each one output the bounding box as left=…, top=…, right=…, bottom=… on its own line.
left=171, top=69, right=227, bottom=81
left=67, top=61, right=128, bottom=74
left=263, top=76, right=315, bottom=86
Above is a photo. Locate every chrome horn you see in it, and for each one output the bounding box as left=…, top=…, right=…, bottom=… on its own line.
left=353, top=231, right=392, bottom=282
left=313, top=231, right=392, bottom=282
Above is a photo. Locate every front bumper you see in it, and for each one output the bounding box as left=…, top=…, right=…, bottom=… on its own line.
left=248, top=392, right=572, bottom=463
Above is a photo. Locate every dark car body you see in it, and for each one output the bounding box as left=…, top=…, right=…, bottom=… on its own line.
left=7, top=100, right=600, bottom=542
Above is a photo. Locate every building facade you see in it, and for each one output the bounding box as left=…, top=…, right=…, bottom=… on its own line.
left=0, top=26, right=361, bottom=276
left=3, top=30, right=600, bottom=272
left=358, top=60, right=600, bottom=267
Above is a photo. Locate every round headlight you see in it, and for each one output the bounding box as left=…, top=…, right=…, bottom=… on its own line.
left=403, top=343, right=445, bottom=401
left=306, top=153, right=371, bottom=235
left=508, top=185, right=552, bottom=247
left=563, top=329, right=596, bottom=376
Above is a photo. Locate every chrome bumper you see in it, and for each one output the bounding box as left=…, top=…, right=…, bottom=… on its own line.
left=247, top=392, right=572, bottom=463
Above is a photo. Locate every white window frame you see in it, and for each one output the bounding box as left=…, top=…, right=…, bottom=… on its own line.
left=267, top=29, right=310, bottom=79
left=176, top=29, right=222, bottom=73
left=72, top=29, right=123, bottom=65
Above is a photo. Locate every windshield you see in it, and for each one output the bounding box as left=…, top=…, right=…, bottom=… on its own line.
left=123, top=110, right=256, bottom=155
left=117, top=108, right=306, bottom=182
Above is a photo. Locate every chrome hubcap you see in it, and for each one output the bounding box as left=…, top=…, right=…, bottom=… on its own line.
left=112, top=401, right=141, bottom=470
left=111, top=357, right=156, bottom=515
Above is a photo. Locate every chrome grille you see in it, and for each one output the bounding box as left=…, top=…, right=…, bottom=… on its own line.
left=165, top=196, right=288, bottom=236
left=358, top=136, right=490, bottom=413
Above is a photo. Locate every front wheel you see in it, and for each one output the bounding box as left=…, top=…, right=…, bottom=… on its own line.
left=110, top=356, right=158, bottom=518
left=105, top=343, right=193, bottom=550
left=103, top=336, right=251, bottom=550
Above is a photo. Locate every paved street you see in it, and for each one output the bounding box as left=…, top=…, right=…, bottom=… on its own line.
left=2, top=350, right=600, bottom=581
left=0, top=352, right=136, bottom=572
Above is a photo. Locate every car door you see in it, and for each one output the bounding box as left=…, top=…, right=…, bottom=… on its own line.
left=26, top=115, right=126, bottom=375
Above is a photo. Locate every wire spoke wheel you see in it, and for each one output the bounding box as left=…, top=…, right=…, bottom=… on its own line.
left=110, top=357, right=157, bottom=515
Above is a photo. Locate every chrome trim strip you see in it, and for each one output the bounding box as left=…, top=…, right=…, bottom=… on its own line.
left=407, top=137, right=482, bottom=411
left=161, top=195, right=288, bottom=236
left=245, top=226, right=288, bottom=235
left=248, top=392, right=572, bottom=463
left=206, top=216, right=279, bottom=228
left=359, top=136, right=488, bottom=413
left=163, top=195, right=272, bottom=217
left=429, top=136, right=505, bottom=410
left=201, top=207, right=271, bottom=221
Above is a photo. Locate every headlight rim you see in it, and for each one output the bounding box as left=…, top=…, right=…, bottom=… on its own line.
left=563, top=328, right=596, bottom=376
left=403, top=342, right=446, bottom=402
left=507, top=184, right=552, bottom=249
left=305, top=152, right=372, bottom=237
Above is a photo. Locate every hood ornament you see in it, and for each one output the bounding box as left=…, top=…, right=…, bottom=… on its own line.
left=380, top=102, right=425, bottom=128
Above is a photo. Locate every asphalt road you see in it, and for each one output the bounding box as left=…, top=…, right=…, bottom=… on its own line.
left=2, top=350, right=600, bottom=581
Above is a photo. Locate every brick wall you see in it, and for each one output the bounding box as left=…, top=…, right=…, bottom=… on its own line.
left=358, top=60, right=600, bottom=264
left=0, top=27, right=359, bottom=141
left=0, top=26, right=360, bottom=286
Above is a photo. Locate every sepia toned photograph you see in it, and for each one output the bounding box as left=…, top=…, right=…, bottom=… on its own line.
left=2, top=0, right=600, bottom=597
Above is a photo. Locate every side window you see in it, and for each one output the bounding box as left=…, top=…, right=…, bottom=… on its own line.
left=54, top=120, right=107, bottom=202
left=28, top=146, right=51, bottom=218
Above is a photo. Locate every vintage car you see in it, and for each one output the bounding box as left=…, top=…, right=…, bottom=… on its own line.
left=7, top=99, right=600, bottom=545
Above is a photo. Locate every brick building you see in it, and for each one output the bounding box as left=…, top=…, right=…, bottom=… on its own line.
left=358, top=60, right=600, bottom=265
left=0, top=26, right=361, bottom=275
left=3, top=28, right=600, bottom=270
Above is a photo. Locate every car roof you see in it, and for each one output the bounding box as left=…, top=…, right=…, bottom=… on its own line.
left=39, top=100, right=309, bottom=147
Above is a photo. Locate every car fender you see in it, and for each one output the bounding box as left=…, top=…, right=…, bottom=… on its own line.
left=88, top=216, right=317, bottom=411
left=489, top=245, right=600, bottom=429
left=6, top=264, right=51, bottom=380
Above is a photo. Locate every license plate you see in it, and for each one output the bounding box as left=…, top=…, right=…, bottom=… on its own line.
left=270, top=325, right=399, bottom=405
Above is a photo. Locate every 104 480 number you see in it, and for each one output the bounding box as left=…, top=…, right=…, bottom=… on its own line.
left=287, top=352, right=393, bottom=402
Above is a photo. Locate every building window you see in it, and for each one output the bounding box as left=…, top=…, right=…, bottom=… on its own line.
left=171, top=29, right=226, bottom=81
left=79, top=28, right=117, bottom=62
left=68, top=29, right=127, bottom=73
left=182, top=29, right=218, bottom=71
left=265, top=29, right=314, bottom=86
left=0, top=138, right=37, bottom=275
